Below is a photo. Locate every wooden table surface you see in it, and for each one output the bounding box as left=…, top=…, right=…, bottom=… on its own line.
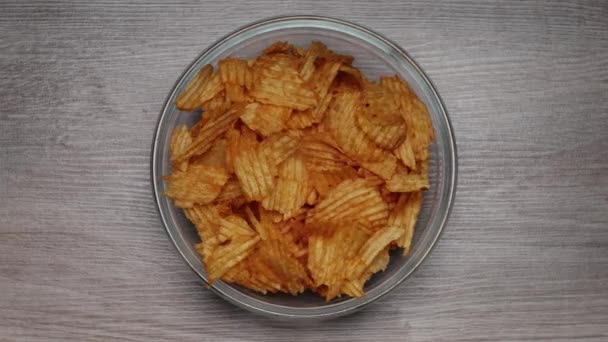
left=2, top=1, right=607, bottom=341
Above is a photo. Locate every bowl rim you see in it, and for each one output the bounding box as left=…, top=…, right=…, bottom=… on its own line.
left=151, top=14, right=457, bottom=320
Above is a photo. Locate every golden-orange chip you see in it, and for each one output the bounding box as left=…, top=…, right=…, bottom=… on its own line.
left=306, top=179, right=389, bottom=233
left=166, top=41, right=434, bottom=300
left=164, top=165, right=229, bottom=208
left=240, top=102, right=292, bottom=136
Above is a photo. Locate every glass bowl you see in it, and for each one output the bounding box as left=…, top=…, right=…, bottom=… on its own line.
left=151, top=15, right=457, bottom=320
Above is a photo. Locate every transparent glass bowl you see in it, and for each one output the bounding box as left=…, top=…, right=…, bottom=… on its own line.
left=151, top=15, right=457, bottom=320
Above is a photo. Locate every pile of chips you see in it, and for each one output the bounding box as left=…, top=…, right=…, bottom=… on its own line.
left=164, top=41, right=434, bottom=300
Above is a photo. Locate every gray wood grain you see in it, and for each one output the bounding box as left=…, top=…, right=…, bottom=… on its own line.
left=1, top=0, right=607, bottom=341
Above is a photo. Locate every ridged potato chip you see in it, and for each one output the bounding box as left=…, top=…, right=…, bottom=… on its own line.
left=306, top=179, right=389, bottom=233
left=164, top=41, right=433, bottom=300
left=240, top=102, right=292, bottom=136
left=164, top=165, right=229, bottom=208
left=175, top=64, right=214, bottom=111
left=169, top=125, right=192, bottom=171
left=234, top=144, right=277, bottom=201
left=262, top=156, right=310, bottom=220
left=390, top=191, right=423, bottom=255
left=385, top=162, right=430, bottom=193
left=174, top=108, right=239, bottom=164
left=325, top=91, right=386, bottom=162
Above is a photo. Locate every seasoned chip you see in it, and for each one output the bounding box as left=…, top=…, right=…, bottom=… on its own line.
left=346, top=225, right=403, bottom=280
left=325, top=91, right=385, bottom=162
left=307, top=179, right=389, bottom=233
left=169, top=125, right=192, bottom=171
left=165, top=41, right=433, bottom=300
left=262, top=156, right=310, bottom=220
left=385, top=162, right=429, bottom=193
left=206, top=234, right=260, bottom=282
left=215, top=177, right=246, bottom=207
left=390, top=191, right=423, bottom=255
left=298, top=136, right=353, bottom=173
left=240, top=102, right=292, bottom=136
left=233, top=144, right=277, bottom=201
left=393, top=136, right=417, bottom=170
left=175, top=64, right=214, bottom=111
left=258, top=132, right=300, bottom=166
left=174, top=108, right=239, bottom=164
left=219, top=57, right=253, bottom=89
left=164, top=165, right=229, bottom=208
left=308, top=225, right=370, bottom=300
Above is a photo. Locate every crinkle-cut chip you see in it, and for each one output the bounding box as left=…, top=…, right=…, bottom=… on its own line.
left=357, top=167, right=385, bottom=187
left=233, top=144, right=277, bottom=201
left=169, top=125, right=192, bottom=172
left=225, top=83, right=248, bottom=103
left=310, top=60, right=342, bottom=99
left=206, top=234, right=260, bottom=282
left=301, top=41, right=353, bottom=66
left=224, top=127, right=240, bottom=174
left=336, top=64, right=365, bottom=88
left=308, top=225, right=370, bottom=300
left=298, top=136, right=353, bottom=173
left=219, top=58, right=253, bottom=89
left=175, top=108, right=239, bottom=163
left=175, top=64, right=213, bottom=111
left=358, top=151, right=398, bottom=181
left=261, top=156, right=310, bottom=220
left=253, top=54, right=302, bottom=81
left=346, top=225, right=403, bottom=281
left=250, top=77, right=317, bottom=111
left=215, top=177, right=246, bottom=207
left=201, top=92, right=231, bottom=114
left=393, top=136, right=417, bottom=170
left=306, top=179, right=389, bottom=234
left=405, top=97, right=434, bottom=161
left=308, top=167, right=358, bottom=199
left=183, top=204, right=222, bottom=242
left=218, top=215, right=256, bottom=240
left=164, top=165, right=229, bottom=208
left=299, top=41, right=328, bottom=81
left=286, top=92, right=333, bottom=129
left=196, top=72, right=224, bottom=105
left=385, top=163, right=429, bottom=193
left=356, top=112, right=407, bottom=150
left=240, top=102, right=292, bottom=136
left=380, top=75, right=413, bottom=97
left=325, top=91, right=386, bottom=162
left=190, top=138, right=227, bottom=168
left=259, top=132, right=300, bottom=166
left=390, top=191, right=423, bottom=255
left=341, top=247, right=390, bottom=298
left=362, top=80, right=401, bottom=117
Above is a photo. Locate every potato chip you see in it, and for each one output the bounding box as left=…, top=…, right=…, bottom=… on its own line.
left=393, top=136, right=417, bottom=170
left=325, top=91, right=386, bottom=162
left=306, top=179, right=389, bottom=233
left=175, top=64, right=214, bottom=111
left=174, top=108, right=239, bottom=164
left=341, top=247, right=390, bottom=297
left=164, top=165, right=229, bottom=208
left=165, top=41, right=433, bottom=300
left=346, top=225, right=403, bottom=280
left=190, top=137, right=227, bottom=168
left=308, top=225, right=370, bottom=300
left=233, top=144, right=277, bottom=201
left=385, top=162, right=429, bottom=193
left=218, top=57, right=253, bottom=89
left=240, top=102, right=292, bottom=136
left=261, top=156, right=310, bottom=220
left=390, top=191, right=423, bottom=255
left=215, top=177, right=246, bottom=207
left=206, top=234, right=260, bottom=282
left=169, top=125, right=192, bottom=171
left=250, top=55, right=317, bottom=110
left=258, top=132, right=300, bottom=166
